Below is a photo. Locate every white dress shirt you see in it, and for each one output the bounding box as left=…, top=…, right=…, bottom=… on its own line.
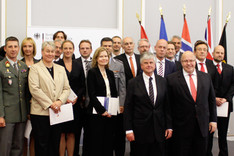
left=196, top=59, right=208, bottom=73
left=156, top=58, right=166, bottom=77
left=143, top=72, right=157, bottom=104
left=81, top=56, right=92, bottom=77
left=183, top=69, right=197, bottom=95
left=213, top=61, right=223, bottom=72
left=125, top=53, right=137, bottom=76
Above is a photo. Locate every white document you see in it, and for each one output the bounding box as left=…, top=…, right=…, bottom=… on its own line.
left=49, top=103, right=74, bottom=125
left=24, top=120, right=32, bottom=139
left=68, top=89, right=77, bottom=101
left=217, top=102, right=229, bottom=117
left=93, top=96, right=120, bottom=116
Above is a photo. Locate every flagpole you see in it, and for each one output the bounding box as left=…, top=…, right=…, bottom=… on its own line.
left=183, top=4, right=186, bottom=20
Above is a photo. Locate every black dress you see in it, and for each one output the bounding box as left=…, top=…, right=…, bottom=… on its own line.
left=56, top=59, right=85, bottom=133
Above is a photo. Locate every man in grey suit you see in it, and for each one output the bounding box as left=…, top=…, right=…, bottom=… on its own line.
left=101, top=37, right=127, bottom=156
left=0, top=36, right=29, bottom=156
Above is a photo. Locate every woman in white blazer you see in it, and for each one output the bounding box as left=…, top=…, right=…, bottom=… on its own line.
left=28, top=41, right=70, bottom=156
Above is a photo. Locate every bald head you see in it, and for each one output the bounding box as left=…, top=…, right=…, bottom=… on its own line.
left=122, top=37, right=135, bottom=56
left=213, top=45, right=225, bottom=63
left=181, top=51, right=196, bottom=74
left=154, top=39, right=168, bottom=60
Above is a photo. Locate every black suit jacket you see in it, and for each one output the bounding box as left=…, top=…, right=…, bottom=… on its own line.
left=87, top=67, right=117, bottom=114
left=124, top=73, right=172, bottom=144
left=214, top=62, right=234, bottom=112
left=196, top=59, right=217, bottom=84
left=166, top=70, right=217, bottom=138
left=115, top=53, right=141, bottom=86
left=155, top=59, right=177, bottom=77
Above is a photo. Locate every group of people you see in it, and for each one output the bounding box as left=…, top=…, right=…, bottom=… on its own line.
left=0, top=30, right=233, bottom=156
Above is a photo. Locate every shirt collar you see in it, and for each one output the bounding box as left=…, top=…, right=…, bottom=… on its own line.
left=143, top=72, right=155, bottom=80
left=6, top=56, right=17, bottom=66
left=196, top=58, right=206, bottom=64
left=81, top=56, right=91, bottom=62
left=183, top=69, right=197, bottom=77
left=156, top=58, right=165, bottom=63
left=213, top=60, right=221, bottom=66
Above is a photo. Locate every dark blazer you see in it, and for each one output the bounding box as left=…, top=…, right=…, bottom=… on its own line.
left=115, top=53, right=141, bottom=86
left=214, top=62, right=234, bottom=112
left=55, top=59, right=85, bottom=104
left=166, top=70, right=217, bottom=138
left=196, top=59, right=217, bottom=84
left=175, top=61, right=182, bottom=71
left=87, top=67, right=117, bottom=115
left=124, top=73, right=172, bottom=144
left=75, top=57, right=85, bottom=78
left=155, top=59, right=177, bottom=77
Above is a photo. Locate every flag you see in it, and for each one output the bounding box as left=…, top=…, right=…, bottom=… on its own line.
left=205, top=16, right=213, bottom=60
left=159, top=16, right=168, bottom=41
left=181, top=16, right=192, bottom=52
left=140, top=24, right=149, bottom=40
left=219, top=23, right=227, bottom=63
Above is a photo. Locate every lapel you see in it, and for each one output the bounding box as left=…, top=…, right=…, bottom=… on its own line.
left=122, top=54, right=133, bottom=77
left=196, top=71, right=202, bottom=102
left=138, top=74, right=154, bottom=107
left=154, top=75, right=160, bottom=107
left=53, top=64, right=61, bottom=87
left=39, top=61, right=55, bottom=85
left=4, top=58, right=18, bottom=77
left=164, top=60, right=169, bottom=76
left=178, top=71, right=195, bottom=103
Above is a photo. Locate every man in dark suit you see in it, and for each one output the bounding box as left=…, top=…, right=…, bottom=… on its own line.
left=166, top=51, right=217, bottom=156
left=194, top=40, right=217, bottom=83
left=0, top=36, right=29, bottom=156
left=115, top=37, right=141, bottom=87
left=171, top=35, right=183, bottom=61
left=166, top=41, right=182, bottom=71
left=207, top=45, right=234, bottom=156
left=124, top=52, right=172, bottom=156
left=154, top=39, right=176, bottom=77
left=74, top=40, right=93, bottom=156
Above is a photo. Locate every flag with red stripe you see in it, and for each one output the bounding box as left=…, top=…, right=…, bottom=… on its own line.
left=181, top=17, right=192, bottom=52
left=205, top=17, right=213, bottom=60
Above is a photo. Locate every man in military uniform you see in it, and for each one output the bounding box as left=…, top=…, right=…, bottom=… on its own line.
left=0, top=36, right=29, bottom=156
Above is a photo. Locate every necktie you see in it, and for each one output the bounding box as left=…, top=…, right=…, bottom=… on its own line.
left=149, top=77, right=154, bottom=104
left=189, top=74, right=197, bottom=102
left=129, top=56, right=135, bottom=77
left=216, top=64, right=222, bottom=74
left=13, top=63, right=18, bottom=73
left=199, top=63, right=205, bottom=72
left=84, top=60, right=89, bottom=75
left=158, top=61, right=163, bottom=77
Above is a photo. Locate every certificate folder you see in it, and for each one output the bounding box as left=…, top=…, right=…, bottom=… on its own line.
left=93, top=96, right=119, bottom=115
left=49, top=103, right=74, bottom=125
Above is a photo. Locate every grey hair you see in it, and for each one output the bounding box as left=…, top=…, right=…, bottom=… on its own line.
left=41, top=41, right=55, bottom=51
left=171, top=35, right=181, bottom=41
left=137, top=38, right=150, bottom=47
left=140, top=52, right=156, bottom=64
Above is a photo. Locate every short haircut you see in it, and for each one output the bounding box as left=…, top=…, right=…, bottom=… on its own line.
left=112, top=36, right=121, bottom=40
left=53, top=31, right=67, bottom=40
left=20, top=37, right=37, bottom=57
left=167, top=41, right=176, bottom=49
left=79, top=40, right=92, bottom=49
left=92, top=47, right=109, bottom=68
left=100, top=37, right=113, bottom=46
left=171, top=35, right=181, bottom=41
left=5, top=36, right=19, bottom=45
left=137, top=38, right=150, bottom=47
left=41, top=41, right=55, bottom=51
left=194, top=40, right=208, bottom=51
left=61, top=40, right=75, bottom=49
left=140, top=52, right=156, bottom=64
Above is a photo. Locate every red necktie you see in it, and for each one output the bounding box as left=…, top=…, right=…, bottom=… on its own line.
left=216, top=64, right=222, bottom=74
left=199, top=63, right=205, bottom=72
left=129, top=56, right=135, bottom=77
left=189, top=74, right=197, bottom=102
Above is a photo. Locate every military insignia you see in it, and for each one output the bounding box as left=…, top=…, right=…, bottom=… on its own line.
left=21, top=69, right=27, bottom=73
left=5, top=61, right=10, bottom=68
left=8, top=79, right=12, bottom=85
